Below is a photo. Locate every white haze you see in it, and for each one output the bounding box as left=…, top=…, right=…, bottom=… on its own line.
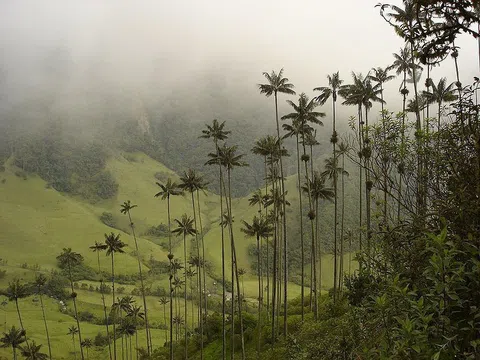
left=0, top=0, right=478, bottom=126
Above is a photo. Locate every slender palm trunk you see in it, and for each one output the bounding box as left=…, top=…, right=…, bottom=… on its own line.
left=183, top=232, right=188, bottom=360
left=72, top=334, right=77, bottom=360
left=190, top=192, right=202, bottom=360
left=227, top=168, right=246, bottom=360
left=126, top=211, right=150, bottom=355
left=111, top=254, right=117, bottom=360
left=69, top=264, right=85, bottom=360
left=196, top=191, right=208, bottom=319
left=12, top=346, right=17, bottom=360
left=315, top=198, right=320, bottom=312
left=409, top=40, right=424, bottom=217
left=270, top=159, right=278, bottom=345
left=167, top=196, right=174, bottom=360
left=216, top=142, right=227, bottom=360
left=273, top=92, right=288, bottom=337
left=358, top=105, right=364, bottom=271
left=380, top=86, right=388, bottom=229
left=257, top=234, right=262, bottom=360
left=97, top=252, right=113, bottom=360
left=164, top=302, right=168, bottom=344
left=398, top=70, right=407, bottom=223
left=339, top=152, right=346, bottom=290
left=39, top=293, right=53, bottom=359
left=300, top=132, right=315, bottom=314
left=263, top=156, right=270, bottom=322
left=365, top=107, right=372, bottom=269
left=295, top=133, right=305, bottom=320
left=332, top=97, right=338, bottom=301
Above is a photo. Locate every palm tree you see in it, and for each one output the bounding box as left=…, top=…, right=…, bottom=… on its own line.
left=33, top=274, right=52, bottom=360
left=391, top=46, right=424, bottom=220
left=369, top=67, right=395, bottom=226
left=155, top=178, right=183, bottom=360
left=67, top=326, right=79, bottom=360
left=120, top=200, right=151, bottom=355
left=179, top=169, right=208, bottom=359
left=201, top=119, right=231, bottom=360
left=159, top=297, right=169, bottom=344
left=89, top=241, right=112, bottom=360
left=207, top=144, right=248, bottom=359
left=80, top=339, right=93, bottom=360
left=0, top=326, right=26, bottom=360
left=282, top=92, right=325, bottom=317
left=337, top=142, right=350, bottom=289
left=241, top=215, right=273, bottom=359
left=315, top=73, right=344, bottom=298
left=303, top=172, right=334, bottom=317
left=6, top=280, right=28, bottom=337
left=321, top=156, right=349, bottom=288
left=57, top=249, right=85, bottom=360
left=126, top=305, right=144, bottom=360
left=104, top=233, right=126, bottom=360
left=172, top=214, right=197, bottom=360
left=258, top=69, right=295, bottom=338
left=19, top=340, right=48, bottom=360
left=117, top=318, right=136, bottom=360
left=185, top=267, right=196, bottom=329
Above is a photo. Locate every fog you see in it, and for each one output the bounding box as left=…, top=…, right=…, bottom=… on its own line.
left=0, top=0, right=478, bottom=127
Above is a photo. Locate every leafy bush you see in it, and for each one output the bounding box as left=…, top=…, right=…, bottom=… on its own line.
left=0, top=270, right=6, bottom=279
left=100, top=212, right=116, bottom=228
left=93, top=171, right=118, bottom=199
left=144, top=224, right=169, bottom=238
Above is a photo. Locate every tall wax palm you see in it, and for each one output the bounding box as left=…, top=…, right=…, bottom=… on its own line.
left=206, top=144, right=248, bottom=359
left=252, top=135, right=283, bottom=320
left=179, top=169, right=207, bottom=360
left=20, top=340, right=48, bottom=360
left=384, top=1, right=426, bottom=214
left=258, top=69, right=295, bottom=337
left=104, top=233, right=126, bottom=360
left=158, top=297, right=169, bottom=344
left=201, top=119, right=230, bottom=360
left=302, top=172, right=334, bottom=318
left=339, top=72, right=367, bottom=270
left=321, top=157, right=348, bottom=292
left=423, top=77, right=458, bottom=132
left=241, top=215, right=273, bottom=360
left=126, top=305, right=144, bottom=360
left=172, top=214, right=197, bottom=360
left=0, top=326, right=26, bottom=360
left=369, top=67, right=395, bottom=226
left=155, top=178, right=183, bottom=360
left=120, top=200, right=151, bottom=355
left=33, top=274, right=52, bottom=360
left=67, top=326, right=79, bottom=360
left=423, top=77, right=458, bottom=188
left=171, top=260, right=184, bottom=326
left=185, top=267, right=197, bottom=328
left=341, top=74, right=384, bottom=268
left=281, top=118, right=311, bottom=319
left=89, top=241, right=112, bottom=360
left=117, top=318, right=136, bottom=360
left=337, top=142, right=350, bottom=289
left=57, top=249, right=85, bottom=360
left=80, top=339, right=93, bottom=360
left=6, top=280, right=28, bottom=338
left=282, top=93, right=325, bottom=314
left=391, top=47, right=423, bottom=221
left=188, top=256, right=202, bottom=326
left=303, top=130, right=320, bottom=304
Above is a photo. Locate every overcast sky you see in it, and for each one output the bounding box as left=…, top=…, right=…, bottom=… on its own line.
left=0, top=0, right=478, bottom=123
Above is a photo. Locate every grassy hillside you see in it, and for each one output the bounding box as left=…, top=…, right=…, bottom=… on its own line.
left=0, top=150, right=358, bottom=359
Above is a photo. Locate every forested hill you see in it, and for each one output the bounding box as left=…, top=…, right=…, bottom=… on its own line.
left=0, top=103, right=335, bottom=199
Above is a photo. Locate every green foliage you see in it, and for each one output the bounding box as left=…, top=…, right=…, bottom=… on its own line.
left=99, top=212, right=116, bottom=228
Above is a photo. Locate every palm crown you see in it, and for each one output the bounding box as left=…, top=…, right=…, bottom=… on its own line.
left=314, top=71, right=344, bottom=104
left=154, top=178, right=184, bottom=200
left=172, top=214, right=197, bottom=238
left=104, top=233, right=126, bottom=256
left=258, top=68, right=296, bottom=97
